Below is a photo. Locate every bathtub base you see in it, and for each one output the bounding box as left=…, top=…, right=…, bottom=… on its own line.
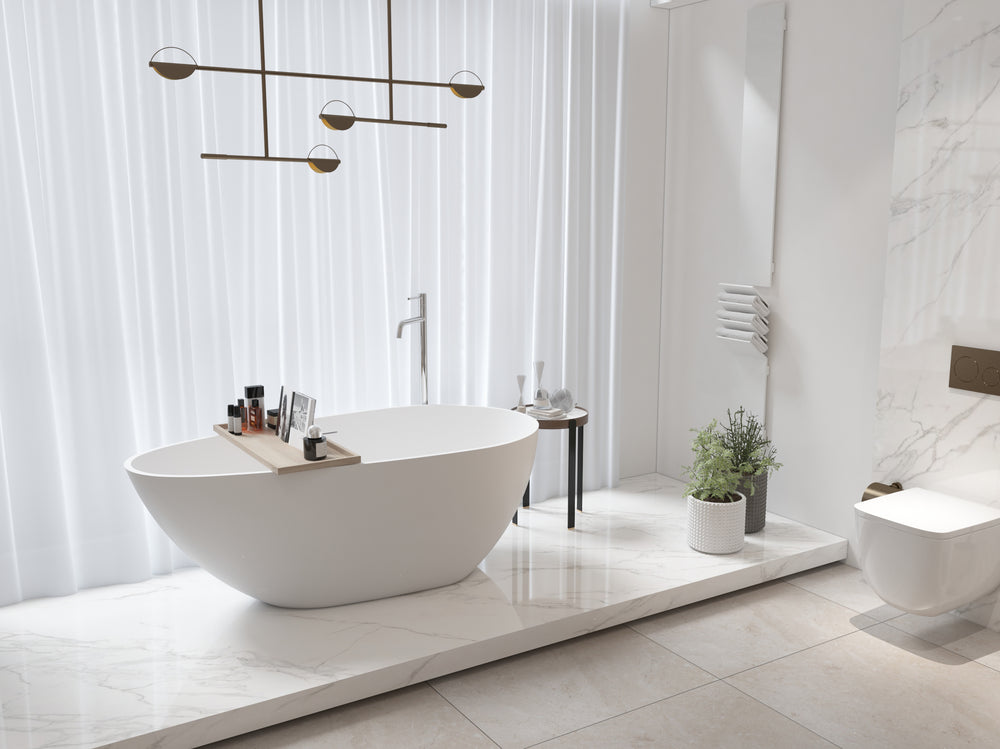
left=0, top=475, right=846, bottom=749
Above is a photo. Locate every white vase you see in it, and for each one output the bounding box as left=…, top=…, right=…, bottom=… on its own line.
left=686, top=493, right=746, bottom=554
left=533, top=360, right=549, bottom=408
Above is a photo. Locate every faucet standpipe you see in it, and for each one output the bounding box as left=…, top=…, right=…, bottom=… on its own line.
left=396, top=293, right=428, bottom=405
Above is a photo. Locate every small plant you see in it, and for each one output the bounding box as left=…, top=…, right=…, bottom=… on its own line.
left=682, top=419, right=743, bottom=503
left=720, top=407, right=781, bottom=493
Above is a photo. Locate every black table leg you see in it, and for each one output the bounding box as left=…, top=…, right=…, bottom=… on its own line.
left=513, top=480, right=530, bottom=524
left=568, top=418, right=577, bottom=528
left=577, top=424, right=584, bottom=511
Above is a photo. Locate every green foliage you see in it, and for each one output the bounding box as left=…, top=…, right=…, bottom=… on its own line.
left=720, top=407, right=782, bottom=493
left=682, top=419, right=743, bottom=503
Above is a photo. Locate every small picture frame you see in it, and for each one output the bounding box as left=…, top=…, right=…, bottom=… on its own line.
left=288, top=391, right=317, bottom=444
left=277, top=387, right=294, bottom=443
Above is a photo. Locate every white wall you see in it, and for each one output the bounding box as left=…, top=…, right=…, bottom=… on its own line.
left=618, top=0, right=671, bottom=479
left=766, top=0, right=903, bottom=556
left=656, top=0, right=904, bottom=557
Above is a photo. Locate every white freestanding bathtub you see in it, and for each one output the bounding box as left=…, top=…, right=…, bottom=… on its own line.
left=125, top=405, right=538, bottom=608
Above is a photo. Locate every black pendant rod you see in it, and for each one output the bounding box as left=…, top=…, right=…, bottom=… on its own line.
left=202, top=154, right=308, bottom=163
left=387, top=0, right=394, bottom=121
left=258, top=0, right=269, bottom=157
left=160, top=63, right=455, bottom=89
left=342, top=115, right=445, bottom=128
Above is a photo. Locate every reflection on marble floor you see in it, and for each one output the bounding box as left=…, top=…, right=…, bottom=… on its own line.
left=0, top=474, right=846, bottom=749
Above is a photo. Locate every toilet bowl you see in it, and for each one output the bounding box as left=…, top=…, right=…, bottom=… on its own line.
left=854, top=488, right=1000, bottom=616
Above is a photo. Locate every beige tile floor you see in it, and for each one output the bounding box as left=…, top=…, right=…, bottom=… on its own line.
left=209, top=563, right=1000, bottom=748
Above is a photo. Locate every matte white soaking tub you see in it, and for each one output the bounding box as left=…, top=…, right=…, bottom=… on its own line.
left=125, top=405, right=538, bottom=608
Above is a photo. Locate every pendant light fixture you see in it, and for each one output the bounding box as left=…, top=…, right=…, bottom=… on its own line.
left=149, top=0, right=484, bottom=174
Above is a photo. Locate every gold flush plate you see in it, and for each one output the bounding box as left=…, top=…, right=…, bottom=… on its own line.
left=949, top=345, right=1000, bottom=396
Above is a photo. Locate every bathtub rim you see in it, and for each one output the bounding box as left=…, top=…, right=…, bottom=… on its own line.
left=124, top=403, right=539, bottom=479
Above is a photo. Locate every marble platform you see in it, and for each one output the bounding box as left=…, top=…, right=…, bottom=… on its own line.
left=0, top=475, right=846, bottom=749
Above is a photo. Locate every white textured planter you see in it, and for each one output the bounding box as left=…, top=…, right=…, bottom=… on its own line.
left=686, top=493, right=746, bottom=554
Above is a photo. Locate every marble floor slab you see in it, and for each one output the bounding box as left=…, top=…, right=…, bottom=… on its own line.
left=0, top=474, right=846, bottom=749
left=535, top=681, right=839, bottom=749
left=431, top=626, right=715, bottom=748
left=631, top=579, right=878, bottom=678
left=728, top=623, right=1000, bottom=749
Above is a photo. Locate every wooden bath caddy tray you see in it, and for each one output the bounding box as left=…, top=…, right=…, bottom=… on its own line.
left=213, top=424, right=361, bottom=474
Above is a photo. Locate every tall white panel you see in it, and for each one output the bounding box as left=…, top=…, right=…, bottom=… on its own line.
left=738, top=1, right=786, bottom=286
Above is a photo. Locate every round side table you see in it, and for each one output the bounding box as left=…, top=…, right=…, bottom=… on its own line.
left=513, top=407, right=588, bottom=528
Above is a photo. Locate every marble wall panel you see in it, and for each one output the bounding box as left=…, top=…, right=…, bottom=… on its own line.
left=877, top=0, right=1000, bottom=628
left=876, top=0, right=1000, bottom=488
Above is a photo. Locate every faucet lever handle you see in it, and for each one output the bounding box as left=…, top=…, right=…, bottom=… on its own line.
left=407, top=294, right=424, bottom=301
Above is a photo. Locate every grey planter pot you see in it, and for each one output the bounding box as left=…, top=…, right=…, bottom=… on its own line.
left=738, top=473, right=768, bottom=533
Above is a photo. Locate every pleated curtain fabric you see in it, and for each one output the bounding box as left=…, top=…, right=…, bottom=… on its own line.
left=0, top=0, right=628, bottom=605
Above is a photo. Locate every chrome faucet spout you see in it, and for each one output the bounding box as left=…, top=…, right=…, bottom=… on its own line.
left=396, top=316, right=422, bottom=338
left=396, top=293, right=428, bottom=405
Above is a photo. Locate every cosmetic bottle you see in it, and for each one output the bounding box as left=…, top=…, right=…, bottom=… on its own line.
left=244, top=386, right=265, bottom=431
left=238, top=398, right=248, bottom=432
left=266, top=409, right=279, bottom=431
left=232, top=405, right=242, bottom=435
left=227, top=404, right=236, bottom=434
left=303, top=424, right=328, bottom=461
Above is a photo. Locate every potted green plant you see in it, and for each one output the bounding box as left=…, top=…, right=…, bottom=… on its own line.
left=682, top=420, right=746, bottom=554
left=720, top=407, right=781, bottom=533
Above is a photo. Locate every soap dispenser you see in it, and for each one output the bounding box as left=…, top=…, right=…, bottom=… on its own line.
left=303, top=424, right=328, bottom=461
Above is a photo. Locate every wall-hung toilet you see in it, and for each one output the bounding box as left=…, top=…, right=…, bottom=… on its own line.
left=855, top=488, right=1000, bottom=616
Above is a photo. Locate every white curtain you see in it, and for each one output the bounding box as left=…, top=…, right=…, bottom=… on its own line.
left=0, top=0, right=627, bottom=605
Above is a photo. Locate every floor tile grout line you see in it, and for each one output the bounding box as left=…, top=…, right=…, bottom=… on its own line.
left=785, top=566, right=1000, bottom=668
left=972, top=657, right=1000, bottom=673
left=784, top=565, right=906, bottom=623
left=717, top=626, right=880, bottom=681
left=955, top=628, right=1000, bottom=672
left=876, top=616, right=992, bottom=667
left=519, top=678, right=726, bottom=749
left=427, top=681, right=503, bottom=748
left=624, top=577, right=888, bottom=677
left=429, top=620, right=724, bottom=749
left=623, top=574, right=861, bottom=640
left=628, top=597, right=884, bottom=686
left=625, top=619, right=720, bottom=676
left=782, top=571, right=887, bottom=619
left=721, top=677, right=844, bottom=748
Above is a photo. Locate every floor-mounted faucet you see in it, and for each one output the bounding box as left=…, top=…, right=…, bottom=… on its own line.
left=396, top=293, right=428, bottom=405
